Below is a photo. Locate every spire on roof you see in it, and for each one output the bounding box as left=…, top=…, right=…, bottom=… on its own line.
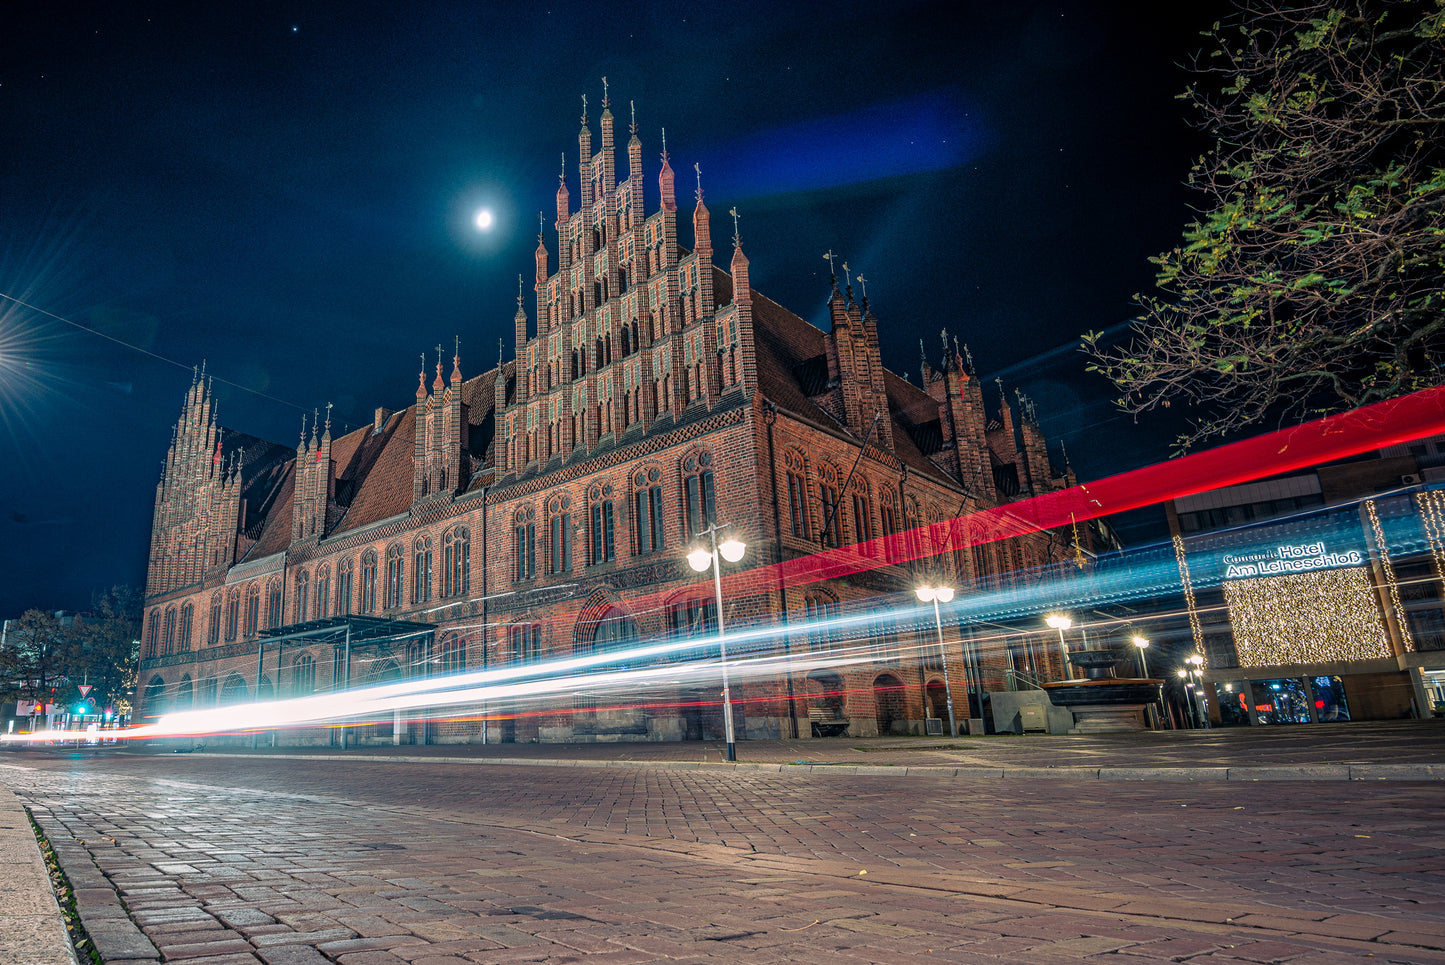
left=324, top=402, right=333, bottom=434
left=579, top=92, right=587, bottom=126
left=694, top=162, right=703, bottom=203
left=299, top=411, right=308, bottom=446
left=660, top=127, right=668, bottom=162
left=497, top=338, right=504, bottom=370
left=516, top=275, right=524, bottom=312
left=629, top=99, right=637, bottom=136
left=842, top=262, right=854, bottom=304
left=823, top=249, right=838, bottom=288
left=729, top=207, right=741, bottom=249
left=559, top=152, right=565, bottom=186
left=601, top=76, right=609, bottom=109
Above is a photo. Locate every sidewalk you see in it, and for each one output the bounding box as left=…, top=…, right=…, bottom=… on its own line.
left=4, top=718, right=1443, bottom=963
left=0, top=782, right=76, bottom=965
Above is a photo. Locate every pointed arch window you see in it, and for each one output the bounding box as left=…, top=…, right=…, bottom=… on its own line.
left=818, top=463, right=843, bottom=549
left=633, top=467, right=664, bottom=555
left=852, top=483, right=875, bottom=553
left=440, top=633, right=467, bottom=675
left=178, top=603, right=193, bottom=652
left=443, top=527, right=470, bottom=597
left=208, top=594, right=222, bottom=646
left=162, top=607, right=177, bottom=656
left=245, top=584, right=261, bottom=637
left=267, top=577, right=283, bottom=629
left=784, top=450, right=810, bottom=540
left=360, top=551, right=377, bottom=613
left=316, top=565, right=332, bottom=619
left=514, top=507, right=536, bottom=581
left=291, top=653, right=316, bottom=697
left=804, top=592, right=838, bottom=653
left=880, top=493, right=900, bottom=563
left=511, top=623, right=541, bottom=664
left=294, top=570, right=310, bottom=624
left=683, top=450, right=716, bottom=537
left=412, top=535, right=433, bottom=604
left=385, top=543, right=405, bottom=609
left=225, top=589, right=240, bottom=642
left=589, top=484, right=615, bottom=564
left=547, top=499, right=572, bottom=575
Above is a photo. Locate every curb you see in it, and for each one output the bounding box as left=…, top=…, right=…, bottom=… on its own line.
left=177, top=752, right=1445, bottom=781
left=0, top=784, right=79, bottom=965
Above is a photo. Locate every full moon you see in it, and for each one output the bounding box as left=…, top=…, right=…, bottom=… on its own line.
left=473, top=208, right=494, bottom=231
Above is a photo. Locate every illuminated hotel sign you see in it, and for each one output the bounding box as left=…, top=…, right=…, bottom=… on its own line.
left=1222, top=541, right=1364, bottom=579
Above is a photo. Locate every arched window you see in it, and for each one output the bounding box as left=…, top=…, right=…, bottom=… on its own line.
left=818, top=462, right=843, bottom=548
left=245, top=584, right=261, bottom=637
left=225, top=589, right=241, bottom=641
left=360, top=550, right=378, bottom=613
left=220, top=674, right=249, bottom=706
left=633, top=466, right=664, bottom=554
left=291, top=653, right=316, bottom=697
left=315, top=565, right=332, bottom=619
left=852, top=479, right=875, bottom=552
left=547, top=499, right=572, bottom=575
left=142, top=675, right=167, bottom=720
left=683, top=450, right=716, bottom=537
left=266, top=577, right=283, bottom=628
left=336, top=557, right=353, bottom=614
left=514, top=508, right=536, bottom=581
left=880, top=490, right=900, bottom=563
left=294, top=570, right=310, bottom=623
left=162, top=607, right=177, bottom=656
left=440, top=633, right=467, bottom=675
left=589, top=483, right=615, bottom=564
left=586, top=607, right=637, bottom=671
left=443, top=527, right=470, bottom=597
left=385, top=543, right=405, bottom=608
left=804, top=592, right=838, bottom=653
left=511, top=623, right=541, bottom=663
left=178, top=603, right=193, bottom=652
left=407, top=638, right=432, bottom=677
left=208, top=594, right=222, bottom=646
left=412, top=535, right=433, bottom=604
left=784, top=450, right=810, bottom=540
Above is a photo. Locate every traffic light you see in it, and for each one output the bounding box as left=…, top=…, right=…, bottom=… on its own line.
left=74, top=703, right=88, bottom=715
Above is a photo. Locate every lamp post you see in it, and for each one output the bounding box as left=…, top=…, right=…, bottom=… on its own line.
left=1176, top=669, right=1197, bottom=728
left=1131, top=635, right=1151, bottom=677
left=915, top=585, right=958, bottom=737
left=687, top=523, right=746, bottom=762
left=1045, top=614, right=1073, bottom=679
left=1186, top=653, right=1208, bottom=728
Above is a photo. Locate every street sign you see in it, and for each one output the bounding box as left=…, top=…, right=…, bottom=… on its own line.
left=78, top=684, right=93, bottom=697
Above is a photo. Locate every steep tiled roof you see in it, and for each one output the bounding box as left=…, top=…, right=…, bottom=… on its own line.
left=747, top=286, right=955, bottom=487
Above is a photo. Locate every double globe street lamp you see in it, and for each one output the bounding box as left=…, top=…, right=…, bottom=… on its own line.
left=687, top=524, right=747, bottom=762
left=915, top=585, right=958, bottom=737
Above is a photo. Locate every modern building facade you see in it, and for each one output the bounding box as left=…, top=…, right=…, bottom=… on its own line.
left=1166, top=437, right=1445, bottom=724
left=136, top=91, right=1091, bottom=745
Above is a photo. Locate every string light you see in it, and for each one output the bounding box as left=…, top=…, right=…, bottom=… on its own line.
left=1223, top=567, right=1391, bottom=667
left=1173, top=534, right=1206, bottom=654
left=1414, top=490, right=1445, bottom=585
left=1365, top=498, right=1415, bottom=651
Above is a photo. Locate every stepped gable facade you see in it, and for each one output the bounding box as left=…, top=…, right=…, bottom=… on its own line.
left=137, top=89, right=1089, bottom=743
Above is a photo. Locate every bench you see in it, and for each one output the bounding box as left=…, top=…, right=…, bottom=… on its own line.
left=808, top=707, right=849, bottom=738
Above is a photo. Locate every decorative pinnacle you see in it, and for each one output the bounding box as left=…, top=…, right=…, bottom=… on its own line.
left=497, top=338, right=503, bottom=369
left=436, top=343, right=444, bottom=373
left=729, top=206, right=741, bottom=248
left=312, top=408, right=319, bottom=443
left=629, top=99, right=636, bottom=135
left=823, top=249, right=837, bottom=282
left=325, top=401, right=333, bottom=431
left=601, top=76, right=609, bottom=109
left=299, top=411, right=308, bottom=443
left=420, top=352, right=426, bottom=374
left=454, top=334, right=460, bottom=361
left=580, top=92, right=587, bottom=124
left=694, top=162, right=703, bottom=202
left=559, top=152, right=565, bottom=185
left=856, top=274, right=867, bottom=300
left=517, top=274, right=524, bottom=310
left=538, top=211, right=544, bottom=243
left=660, top=127, right=668, bottom=161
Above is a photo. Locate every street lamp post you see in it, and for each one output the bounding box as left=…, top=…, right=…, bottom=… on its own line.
left=915, top=585, right=958, bottom=737
left=687, top=523, right=747, bottom=763
left=1131, top=635, right=1151, bottom=677
left=1045, top=614, right=1073, bottom=679
left=1186, top=654, right=1208, bottom=728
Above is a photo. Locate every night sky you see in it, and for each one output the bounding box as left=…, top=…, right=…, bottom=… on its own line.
left=0, top=1, right=1224, bottom=617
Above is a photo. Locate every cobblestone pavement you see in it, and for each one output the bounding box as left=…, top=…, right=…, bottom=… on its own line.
left=3, top=742, right=1445, bottom=963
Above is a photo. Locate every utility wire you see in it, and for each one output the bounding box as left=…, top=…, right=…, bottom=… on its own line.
left=0, top=289, right=307, bottom=415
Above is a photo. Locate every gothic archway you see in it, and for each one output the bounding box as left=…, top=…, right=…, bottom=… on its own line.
left=873, top=673, right=906, bottom=736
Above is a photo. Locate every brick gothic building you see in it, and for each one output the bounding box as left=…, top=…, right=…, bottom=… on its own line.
left=137, top=93, right=1086, bottom=744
